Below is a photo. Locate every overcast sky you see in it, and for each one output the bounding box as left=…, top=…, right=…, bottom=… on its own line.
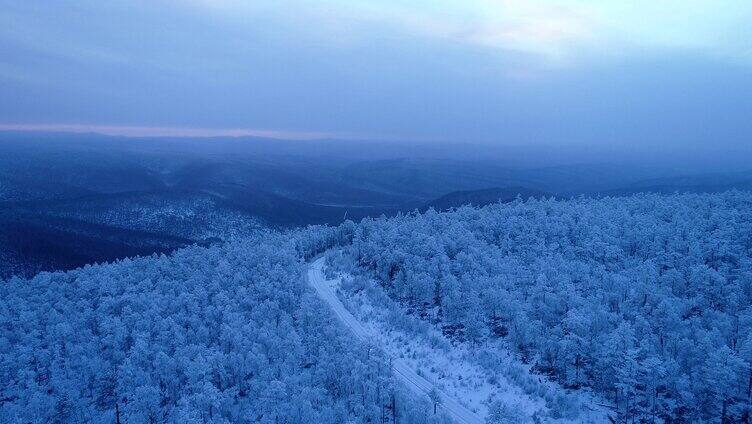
left=1, top=0, right=751, bottom=148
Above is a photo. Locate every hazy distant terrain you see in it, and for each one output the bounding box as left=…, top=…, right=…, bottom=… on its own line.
left=422, top=186, right=554, bottom=211
left=2, top=131, right=752, bottom=278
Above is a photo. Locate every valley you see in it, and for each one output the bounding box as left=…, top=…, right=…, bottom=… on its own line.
left=3, top=132, right=751, bottom=279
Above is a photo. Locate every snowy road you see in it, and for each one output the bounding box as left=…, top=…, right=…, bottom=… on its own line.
left=307, top=257, right=484, bottom=424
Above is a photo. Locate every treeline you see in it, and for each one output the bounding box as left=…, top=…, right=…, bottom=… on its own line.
left=0, top=231, right=444, bottom=423
left=5, top=190, right=751, bottom=422
left=340, top=191, right=752, bottom=423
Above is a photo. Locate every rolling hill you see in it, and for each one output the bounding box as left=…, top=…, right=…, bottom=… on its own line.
left=422, top=186, right=554, bottom=211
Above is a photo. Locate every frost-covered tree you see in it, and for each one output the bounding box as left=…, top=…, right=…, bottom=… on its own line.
left=339, top=191, right=752, bottom=422
left=0, top=231, right=429, bottom=423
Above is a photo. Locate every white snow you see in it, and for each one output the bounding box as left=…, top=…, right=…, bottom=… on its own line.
left=308, top=257, right=484, bottom=424
left=309, top=255, right=613, bottom=424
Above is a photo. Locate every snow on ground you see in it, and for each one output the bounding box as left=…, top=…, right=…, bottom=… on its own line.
left=309, top=258, right=480, bottom=423
left=321, top=255, right=612, bottom=423
left=319, top=262, right=541, bottom=421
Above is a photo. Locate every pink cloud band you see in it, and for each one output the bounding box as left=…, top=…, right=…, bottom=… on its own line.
left=0, top=123, right=337, bottom=140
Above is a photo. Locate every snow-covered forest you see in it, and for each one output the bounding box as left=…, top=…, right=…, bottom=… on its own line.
left=5, top=0, right=752, bottom=421
left=2, top=191, right=751, bottom=423
left=336, top=191, right=752, bottom=423
left=0, top=230, right=446, bottom=423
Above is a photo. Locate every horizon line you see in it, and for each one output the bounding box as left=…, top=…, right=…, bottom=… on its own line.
left=0, top=123, right=378, bottom=141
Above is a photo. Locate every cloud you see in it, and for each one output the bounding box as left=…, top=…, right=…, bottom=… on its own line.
left=180, top=0, right=599, bottom=64
left=182, top=0, right=752, bottom=66
left=0, top=123, right=337, bottom=140
left=2, top=0, right=750, bottom=145
left=0, top=123, right=421, bottom=141
left=451, top=1, right=599, bottom=64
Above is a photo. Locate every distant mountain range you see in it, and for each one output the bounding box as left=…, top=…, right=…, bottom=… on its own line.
left=2, top=131, right=751, bottom=278
left=599, top=171, right=752, bottom=196
left=422, top=187, right=554, bottom=211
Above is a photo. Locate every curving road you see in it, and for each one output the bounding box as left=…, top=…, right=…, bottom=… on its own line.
left=307, top=257, right=484, bottom=424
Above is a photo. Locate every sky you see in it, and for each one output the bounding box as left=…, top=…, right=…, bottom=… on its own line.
left=1, top=0, right=751, bottom=148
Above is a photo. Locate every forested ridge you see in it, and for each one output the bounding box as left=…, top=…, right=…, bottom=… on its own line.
left=2, top=191, right=751, bottom=423
left=339, top=191, right=752, bottom=423
left=0, top=230, right=446, bottom=423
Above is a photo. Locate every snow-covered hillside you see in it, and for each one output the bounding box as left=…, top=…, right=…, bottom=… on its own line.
left=2, top=191, right=751, bottom=423
left=332, top=191, right=752, bottom=423
left=322, top=253, right=610, bottom=423
left=0, top=232, right=441, bottom=423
